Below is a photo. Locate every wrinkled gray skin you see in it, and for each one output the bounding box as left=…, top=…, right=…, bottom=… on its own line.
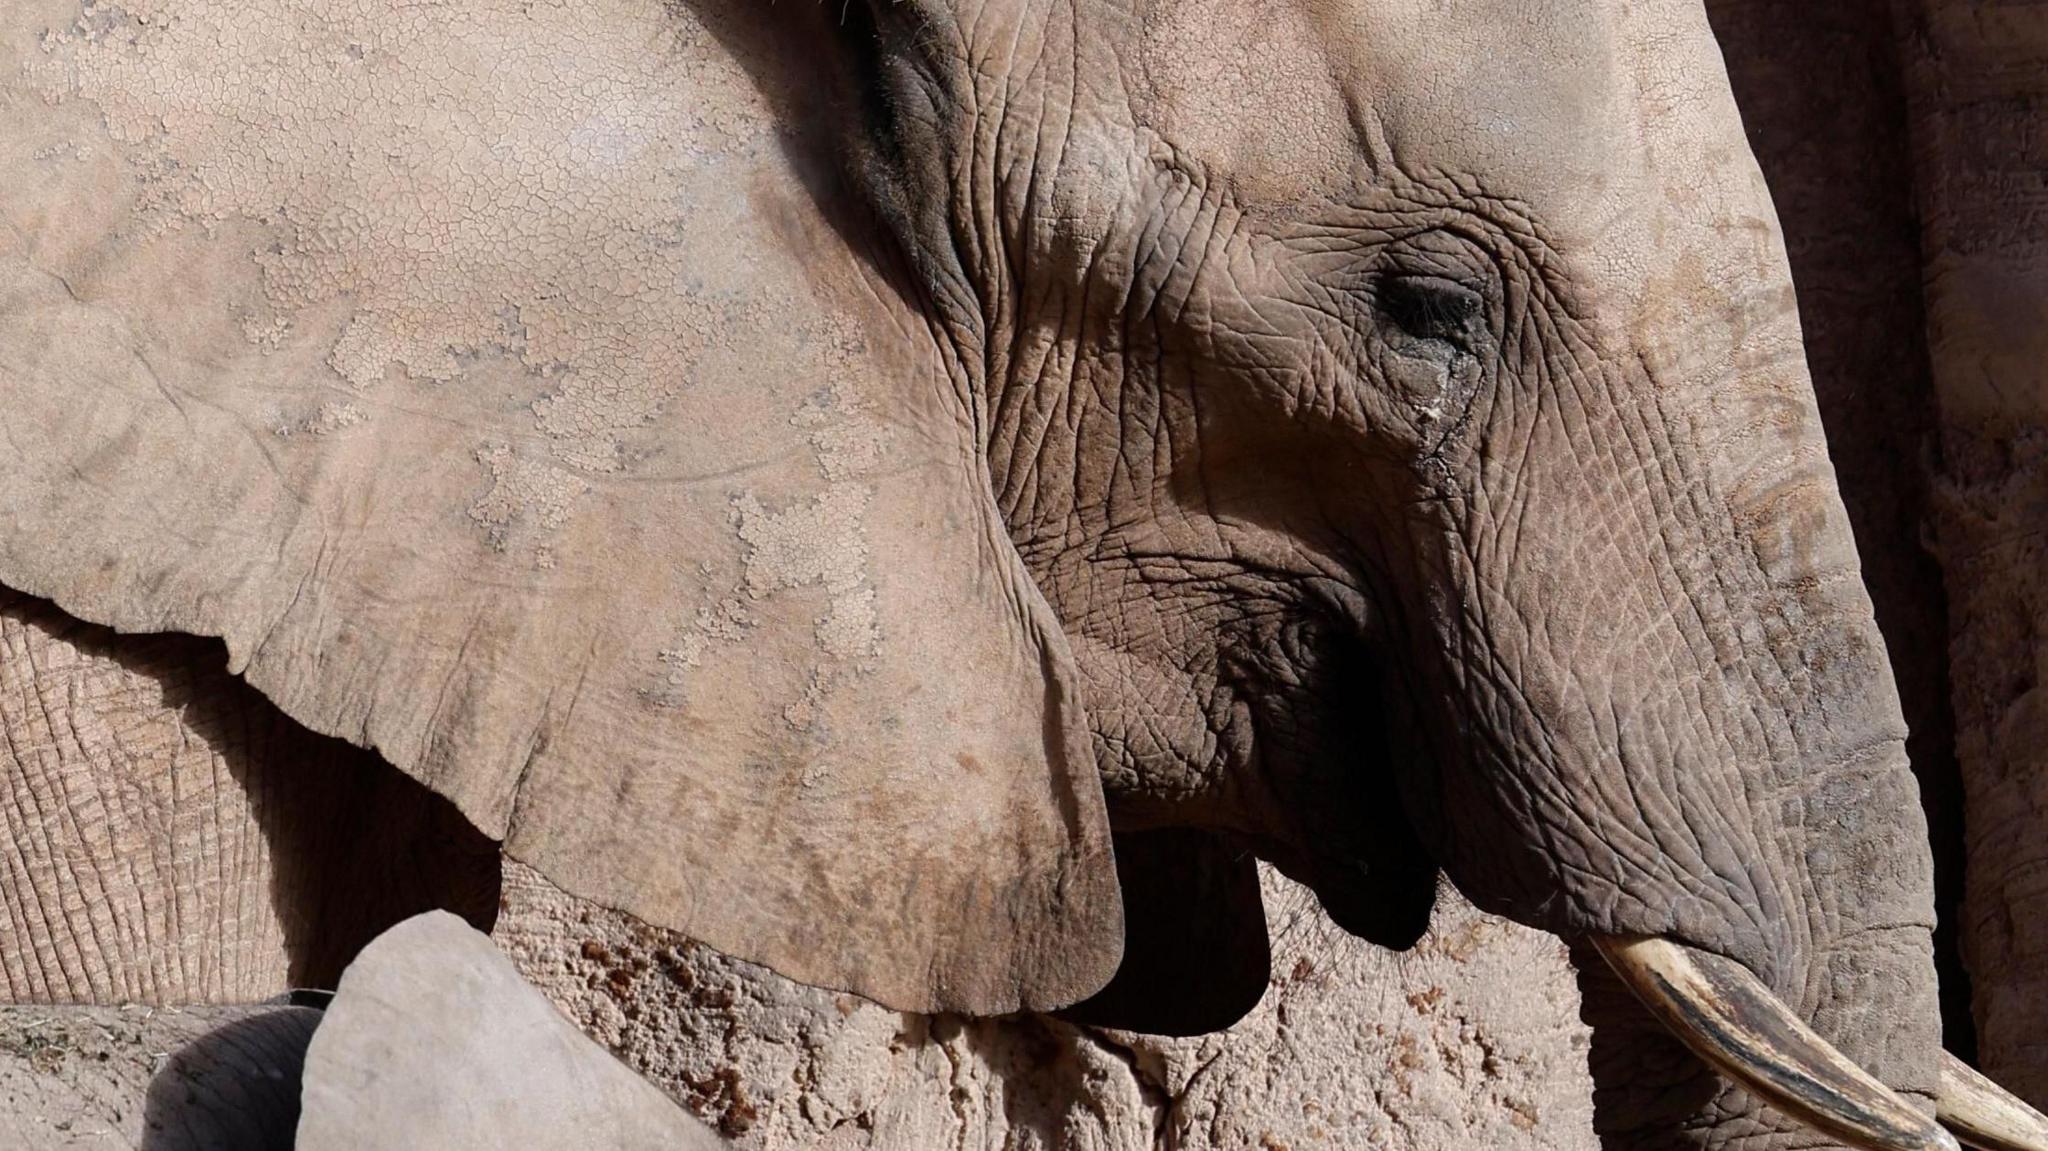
left=0, top=1, right=1953, bottom=1147
left=808, top=1, right=1939, bottom=1147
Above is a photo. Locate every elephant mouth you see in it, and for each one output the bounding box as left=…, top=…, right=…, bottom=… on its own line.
left=1253, top=608, right=2044, bottom=1151
left=1593, top=935, right=2048, bottom=1151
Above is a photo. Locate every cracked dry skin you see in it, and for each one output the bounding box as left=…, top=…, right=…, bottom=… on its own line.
left=830, top=1, right=1942, bottom=1145
left=497, top=860, right=1597, bottom=1151
left=0, top=1, right=1978, bottom=1148
left=1, top=0, right=1120, bottom=1015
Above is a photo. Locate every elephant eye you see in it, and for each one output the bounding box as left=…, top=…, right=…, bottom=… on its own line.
left=1373, top=273, right=1484, bottom=350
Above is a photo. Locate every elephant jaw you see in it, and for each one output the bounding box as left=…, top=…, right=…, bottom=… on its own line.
left=1594, top=936, right=2048, bottom=1151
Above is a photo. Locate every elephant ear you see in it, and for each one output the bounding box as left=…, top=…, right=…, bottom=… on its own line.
left=0, top=0, right=1118, bottom=1013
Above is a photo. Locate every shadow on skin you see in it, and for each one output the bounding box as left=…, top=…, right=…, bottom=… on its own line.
left=0, top=587, right=501, bottom=993
left=666, top=0, right=938, bottom=313
left=1574, top=948, right=1728, bottom=1146
left=1056, top=828, right=1271, bottom=1037
left=1697, top=0, right=1976, bottom=1066
left=140, top=1007, right=322, bottom=1151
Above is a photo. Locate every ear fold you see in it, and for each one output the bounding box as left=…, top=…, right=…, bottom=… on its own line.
left=0, top=0, right=1117, bottom=1013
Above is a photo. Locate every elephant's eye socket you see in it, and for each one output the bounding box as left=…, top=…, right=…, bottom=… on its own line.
left=1374, top=274, right=1484, bottom=350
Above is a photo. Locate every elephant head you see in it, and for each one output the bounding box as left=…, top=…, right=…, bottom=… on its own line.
left=0, top=0, right=2038, bottom=1148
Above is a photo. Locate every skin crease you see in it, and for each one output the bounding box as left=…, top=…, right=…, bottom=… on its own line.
left=824, top=0, right=1942, bottom=1147
left=0, top=0, right=1973, bottom=1145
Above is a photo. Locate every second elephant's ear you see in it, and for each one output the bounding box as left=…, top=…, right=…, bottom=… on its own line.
left=0, top=1, right=1118, bottom=1013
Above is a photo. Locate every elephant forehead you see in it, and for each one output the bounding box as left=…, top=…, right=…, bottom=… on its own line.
left=1132, top=0, right=1783, bottom=354
left=1136, top=0, right=1689, bottom=195
left=1136, top=0, right=1618, bottom=196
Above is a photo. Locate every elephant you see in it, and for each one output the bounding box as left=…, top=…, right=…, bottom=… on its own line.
left=0, top=0, right=2043, bottom=1148
left=1891, top=0, right=2048, bottom=1109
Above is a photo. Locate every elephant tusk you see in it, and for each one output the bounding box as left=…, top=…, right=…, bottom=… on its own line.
left=1592, top=935, right=1958, bottom=1151
left=1937, top=1050, right=2048, bottom=1151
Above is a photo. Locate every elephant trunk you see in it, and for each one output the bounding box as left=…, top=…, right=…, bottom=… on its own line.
left=1595, top=935, right=1955, bottom=1151
left=1674, top=297, right=1953, bottom=1147
left=1592, top=934, right=2048, bottom=1151
left=1544, top=280, right=2048, bottom=1147
left=1399, top=237, right=1987, bottom=1145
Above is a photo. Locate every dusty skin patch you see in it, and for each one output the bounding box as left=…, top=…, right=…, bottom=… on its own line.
left=470, top=442, right=592, bottom=550
left=657, top=347, right=898, bottom=720
left=734, top=485, right=877, bottom=662
left=26, top=0, right=776, bottom=550
left=5, top=0, right=1122, bottom=1017
left=272, top=400, right=370, bottom=439
left=29, top=0, right=896, bottom=715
